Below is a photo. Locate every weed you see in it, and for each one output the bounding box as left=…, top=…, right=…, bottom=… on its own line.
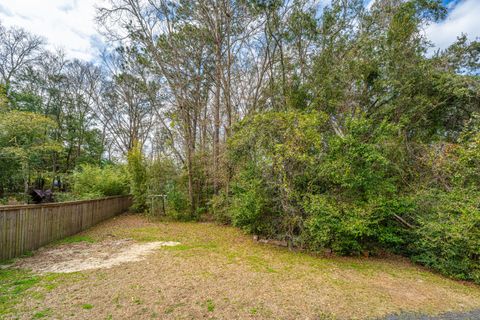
left=206, top=299, right=215, bottom=312
left=32, top=308, right=51, bottom=318
left=81, top=304, right=94, bottom=310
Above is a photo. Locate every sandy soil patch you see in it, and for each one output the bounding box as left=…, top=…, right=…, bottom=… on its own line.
left=12, top=239, right=180, bottom=273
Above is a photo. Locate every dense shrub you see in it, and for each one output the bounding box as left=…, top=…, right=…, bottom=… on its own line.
left=72, top=164, right=129, bottom=199
left=221, top=109, right=480, bottom=283
left=303, top=195, right=415, bottom=255
left=147, top=157, right=190, bottom=219
left=229, top=166, right=281, bottom=235
left=210, top=191, right=231, bottom=224
left=302, top=117, right=415, bottom=254
left=411, top=188, right=480, bottom=284
left=226, top=111, right=326, bottom=242
left=227, top=112, right=413, bottom=253
left=404, top=121, right=480, bottom=284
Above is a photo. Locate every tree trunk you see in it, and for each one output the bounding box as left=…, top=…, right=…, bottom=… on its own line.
left=213, top=33, right=222, bottom=194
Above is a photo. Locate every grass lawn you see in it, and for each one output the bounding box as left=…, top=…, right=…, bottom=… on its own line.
left=1, top=213, right=480, bottom=319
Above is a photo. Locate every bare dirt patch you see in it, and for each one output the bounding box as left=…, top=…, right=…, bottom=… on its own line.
left=12, top=239, right=180, bottom=273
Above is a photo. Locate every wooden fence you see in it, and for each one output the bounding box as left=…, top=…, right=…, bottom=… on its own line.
left=0, top=196, right=132, bottom=261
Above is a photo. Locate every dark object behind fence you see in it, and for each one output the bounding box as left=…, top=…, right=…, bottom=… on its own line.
left=30, top=189, right=54, bottom=204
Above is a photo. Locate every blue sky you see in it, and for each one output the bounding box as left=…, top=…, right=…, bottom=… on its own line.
left=0, top=0, right=478, bottom=61
left=426, top=0, right=480, bottom=50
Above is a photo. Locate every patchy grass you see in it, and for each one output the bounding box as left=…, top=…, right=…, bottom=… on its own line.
left=32, top=308, right=51, bottom=318
left=0, top=268, right=85, bottom=317
left=52, top=235, right=96, bottom=245
left=2, top=213, right=480, bottom=319
left=0, top=269, right=41, bottom=316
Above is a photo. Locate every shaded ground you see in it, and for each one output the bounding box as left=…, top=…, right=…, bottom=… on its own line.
left=1, top=213, right=480, bottom=319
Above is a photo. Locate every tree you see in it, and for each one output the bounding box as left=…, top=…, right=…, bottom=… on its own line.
left=95, top=47, right=157, bottom=155
left=0, top=110, right=62, bottom=194
left=0, top=23, right=44, bottom=99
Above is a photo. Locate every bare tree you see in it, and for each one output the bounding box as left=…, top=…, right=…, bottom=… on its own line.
left=0, top=24, right=44, bottom=90
left=94, top=47, right=157, bottom=155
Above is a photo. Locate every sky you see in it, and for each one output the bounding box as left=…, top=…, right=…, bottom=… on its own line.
left=0, top=0, right=105, bottom=61
left=0, top=0, right=479, bottom=62
left=425, top=0, right=480, bottom=50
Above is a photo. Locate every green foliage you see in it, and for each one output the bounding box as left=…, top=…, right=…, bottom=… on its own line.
left=0, top=110, right=61, bottom=157
left=302, top=116, right=412, bottom=254
left=164, top=182, right=189, bottom=218
left=72, top=164, right=129, bottom=198
left=227, top=112, right=411, bottom=253
left=9, top=91, right=43, bottom=113
left=0, top=110, right=62, bottom=195
left=223, top=108, right=480, bottom=281
left=210, top=191, right=231, bottom=224
left=226, top=110, right=327, bottom=240
left=317, top=116, right=403, bottom=199
left=147, top=157, right=189, bottom=217
left=53, top=192, right=80, bottom=203
left=229, top=166, right=279, bottom=236
left=411, top=188, right=480, bottom=284
left=127, top=142, right=147, bottom=212
left=0, top=84, right=7, bottom=111
left=303, top=195, right=414, bottom=255
left=454, top=115, right=480, bottom=187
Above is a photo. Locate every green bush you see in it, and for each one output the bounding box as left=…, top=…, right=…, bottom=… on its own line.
left=164, top=182, right=189, bottom=219
left=147, top=157, right=190, bottom=218
left=301, top=117, right=412, bottom=254
left=72, top=164, right=129, bottom=198
left=53, top=192, right=80, bottom=202
left=225, top=112, right=411, bottom=253
left=411, top=188, right=480, bottom=284
left=225, top=111, right=327, bottom=241
left=229, top=166, right=280, bottom=236
left=127, top=143, right=147, bottom=212
left=210, top=191, right=231, bottom=224
left=223, top=110, right=480, bottom=284
left=303, top=195, right=415, bottom=255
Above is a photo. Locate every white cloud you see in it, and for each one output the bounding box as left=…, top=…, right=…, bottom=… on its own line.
left=425, top=0, right=480, bottom=51
left=0, top=0, right=105, bottom=61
